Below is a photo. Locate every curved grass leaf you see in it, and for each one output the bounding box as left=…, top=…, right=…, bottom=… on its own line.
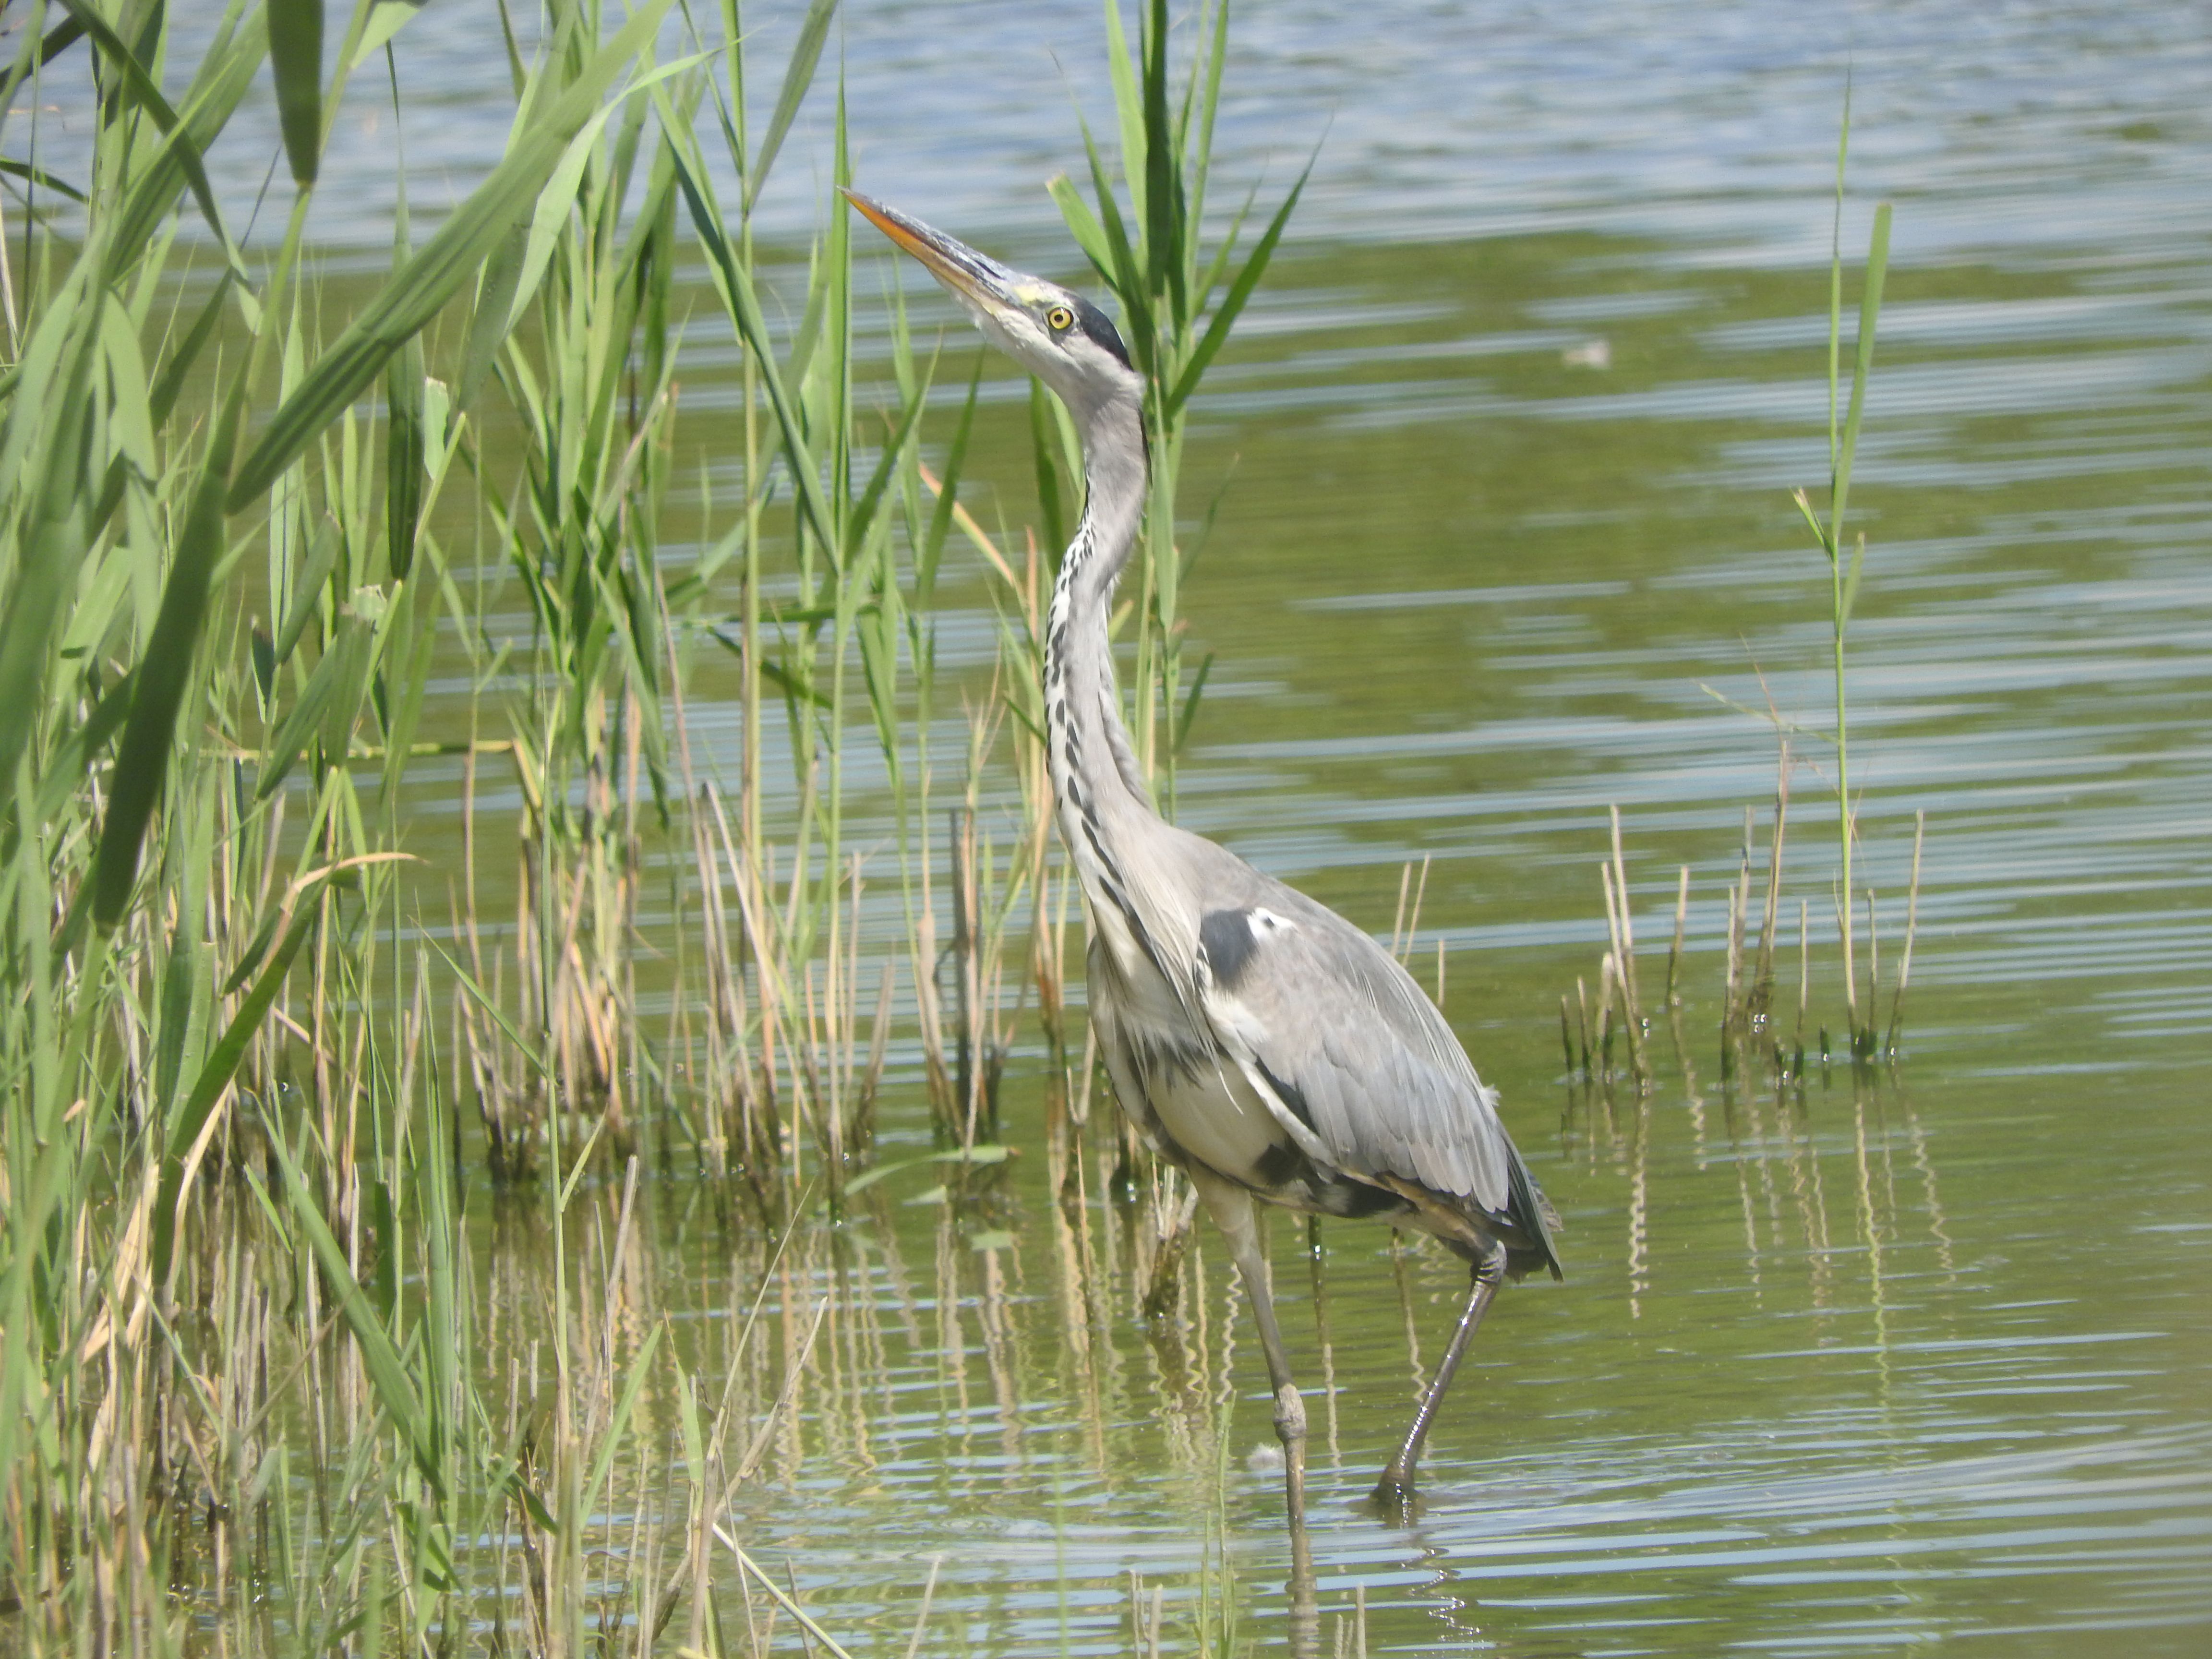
left=0, top=156, right=86, bottom=203
left=842, top=1143, right=1010, bottom=1197
left=228, top=0, right=676, bottom=507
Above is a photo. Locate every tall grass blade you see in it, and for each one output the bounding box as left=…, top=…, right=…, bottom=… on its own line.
left=255, top=1121, right=442, bottom=1491
left=92, top=381, right=242, bottom=927
left=268, top=0, right=326, bottom=187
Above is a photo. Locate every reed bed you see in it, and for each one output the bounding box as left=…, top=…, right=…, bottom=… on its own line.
left=0, top=0, right=1303, bottom=1650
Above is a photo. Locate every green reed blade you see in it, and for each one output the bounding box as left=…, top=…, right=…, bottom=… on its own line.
left=254, top=1120, right=442, bottom=1495
left=255, top=601, right=366, bottom=803
left=340, top=0, right=428, bottom=82
left=917, top=361, right=982, bottom=603
left=1829, top=202, right=1891, bottom=542
left=57, top=0, right=243, bottom=255
left=1028, top=378, right=1068, bottom=558
left=0, top=157, right=85, bottom=202
left=148, top=884, right=320, bottom=1288
left=147, top=269, right=233, bottom=430
left=274, top=516, right=341, bottom=665
left=385, top=173, right=425, bottom=579
left=92, top=378, right=243, bottom=928
left=664, top=130, right=839, bottom=554
left=1141, top=0, right=1182, bottom=315
left=229, top=0, right=676, bottom=507
left=267, top=0, right=325, bottom=187
left=457, top=222, right=527, bottom=411
left=745, top=0, right=837, bottom=213
left=582, top=1324, right=662, bottom=1516
left=1046, top=173, right=1114, bottom=282
left=1101, top=0, right=1145, bottom=225
left=1166, top=154, right=1310, bottom=416
left=848, top=361, right=937, bottom=563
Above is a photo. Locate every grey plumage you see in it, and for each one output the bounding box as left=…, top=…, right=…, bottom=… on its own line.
left=847, top=191, right=1561, bottom=1517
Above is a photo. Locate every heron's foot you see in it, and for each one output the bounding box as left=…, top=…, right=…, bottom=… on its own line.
left=1272, top=1382, right=1308, bottom=1449
left=1368, top=1464, right=1419, bottom=1524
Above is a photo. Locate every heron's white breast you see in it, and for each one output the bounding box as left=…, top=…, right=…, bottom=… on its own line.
left=1144, top=1053, right=1283, bottom=1188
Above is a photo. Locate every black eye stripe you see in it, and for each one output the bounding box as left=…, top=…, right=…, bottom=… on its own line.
left=1072, top=299, right=1133, bottom=369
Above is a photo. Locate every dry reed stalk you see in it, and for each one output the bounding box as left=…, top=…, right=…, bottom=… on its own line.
left=1666, top=863, right=1690, bottom=1009
left=1575, top=974, right=1594, bottom=1079
left=1609, top=806, right=1644, bottom=1027
left=1597, top=951, right=1619, bottom=1077
left=1599, top=813, right=1648, bottom=1087
left=1390, top=854, right=1432, bottom=962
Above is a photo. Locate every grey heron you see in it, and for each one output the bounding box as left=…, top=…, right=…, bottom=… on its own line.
left=847, top=192, right=1564, bottom=1519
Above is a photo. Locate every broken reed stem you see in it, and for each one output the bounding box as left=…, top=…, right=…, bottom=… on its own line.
left=1885, top=809, right=1925, bottom=1055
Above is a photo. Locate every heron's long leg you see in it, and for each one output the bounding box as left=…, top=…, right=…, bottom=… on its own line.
left=1371, top=1241, right=1506, bottom=1519
left=1190, top=1170, right=1309, bottom=1511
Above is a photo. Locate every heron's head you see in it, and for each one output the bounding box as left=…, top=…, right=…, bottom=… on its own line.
left=844, top=191, right=1141, bottom=422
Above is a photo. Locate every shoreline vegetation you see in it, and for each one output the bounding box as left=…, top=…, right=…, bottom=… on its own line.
left=0, top=3, right=1913, bottom=1654
left=1565, top=122, right=1923, bottom=1100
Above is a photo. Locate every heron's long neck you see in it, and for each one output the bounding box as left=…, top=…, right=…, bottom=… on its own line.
left=1044, top=389, right=1158, bottom=919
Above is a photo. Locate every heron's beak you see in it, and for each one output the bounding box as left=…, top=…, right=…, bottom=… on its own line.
left=842, top=190, right=1027, bottom=322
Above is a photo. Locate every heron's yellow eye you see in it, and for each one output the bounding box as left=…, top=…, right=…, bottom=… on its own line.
left=1046, top=305, right=1074, bottom=333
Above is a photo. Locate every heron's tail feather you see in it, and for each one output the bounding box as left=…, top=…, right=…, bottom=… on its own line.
left=1504, top=1142, right=1567, bottom=1282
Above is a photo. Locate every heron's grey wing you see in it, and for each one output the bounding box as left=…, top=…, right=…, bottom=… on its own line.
left=1191, top=888, right=1559, bottom=1267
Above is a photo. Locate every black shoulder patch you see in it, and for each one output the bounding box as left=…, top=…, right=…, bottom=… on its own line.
left=1199, top=908, right=1257, bottom=989
left=1073, top=298, right=1132, bottom=369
